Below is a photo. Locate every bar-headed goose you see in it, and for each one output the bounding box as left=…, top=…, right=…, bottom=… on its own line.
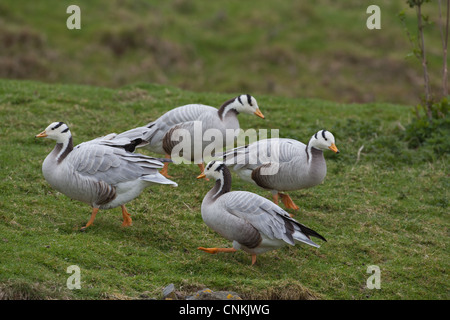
left=113, top=94, right=264, bottom=177
left=196, top=161, right=326, bottom=265
left=35, top=122, right=177, bottom=230
left=222, top=130, right=339, bottom=211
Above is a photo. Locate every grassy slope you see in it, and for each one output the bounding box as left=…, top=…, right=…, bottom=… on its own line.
left=0, top=0, right=445, bottom=105
left=0, top=79, right=448, bottom=300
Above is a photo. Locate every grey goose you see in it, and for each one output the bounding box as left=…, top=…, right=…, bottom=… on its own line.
left=112, top=94, right=264, bottom=178
left=36, top=122, right=177, bottom=230
left=197, top=161, right=326, bottom=265
left=222, top=130, right=339, bottom=211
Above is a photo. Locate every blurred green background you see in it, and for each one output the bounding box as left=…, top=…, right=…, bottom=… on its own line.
left=0, top=0, right=445, bottom=105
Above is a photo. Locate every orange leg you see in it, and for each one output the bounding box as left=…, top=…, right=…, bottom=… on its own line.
left=279, top=193, right=300, bottom=211
left=198, top=247, right=237, bottom=254
left=80, top=207, right=99, bottom=231
left=160, top=154, right=172, bottom=178
left=251, top=254, right=257, bottom=266
left=121, top=205, right=132, bottom=227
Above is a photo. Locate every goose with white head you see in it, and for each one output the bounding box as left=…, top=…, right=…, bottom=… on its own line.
left=112, top=94, right=264, bottom=178
left=35, top=122, right=177, bottom=230
left=222, top=130, right=339, bottom=211
left=197, top=160, right=326, bottom=265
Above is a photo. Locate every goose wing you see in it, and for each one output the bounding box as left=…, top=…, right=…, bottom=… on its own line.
left=108, top=126, right=154, bottom=146
left=67, top=138, right=168, bottom=186
left=112, top=104, right=219, bottom=146
left=157, top=104, right=217, bottom=128
left=221, top=191, right=325, bottom=247
left=162, top=111, right=227, bottom=155
left=222, top=138, right=305, bottom=170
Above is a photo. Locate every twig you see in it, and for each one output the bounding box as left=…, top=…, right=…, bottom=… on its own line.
left=182, top=201, right=193, bottom=211
left=351, top=145, right=364, bottom=171
left=396, top=121, right=406, bottom=131
left=438, top=0, right=449, bottom=97
left=356, top=145, right=365, bottom=163
left=416, top=3, right=433, bottom=119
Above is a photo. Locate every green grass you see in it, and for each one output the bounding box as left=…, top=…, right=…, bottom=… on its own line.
left=0, top=0, right=446, bottom=105
left=0, top=78, right=448, bottom=300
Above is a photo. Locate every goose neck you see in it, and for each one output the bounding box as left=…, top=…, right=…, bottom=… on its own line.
left=305, top=143, right=323, bottom=165
left=54, top=136, right=74, bottom=163
left=207, top=167, right=232, bottom=201
left=218, top=98, right=240, bottom=120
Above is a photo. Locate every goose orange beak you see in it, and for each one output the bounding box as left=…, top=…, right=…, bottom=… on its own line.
left=254, top=108, right=265, bottom=119
left=35, top=131, right=48, bottom=138
left=197, top=173, right=206, bottom=179
left=329, top=143, right=339, bottom=153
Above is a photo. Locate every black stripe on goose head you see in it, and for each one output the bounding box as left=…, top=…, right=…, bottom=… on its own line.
left=214, top=163, right=225, bottom=172
left=206, top=160, right=216, bottom=171
left=246, top=94, right=253, bottom=106
left=51, top=122, right=64, bottom=130
left=321, top=130, right=328, bottom=141
left=206, top=161, right=227, bottom=174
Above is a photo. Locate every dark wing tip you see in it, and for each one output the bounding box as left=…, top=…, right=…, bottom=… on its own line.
left=124, top=138, right=144, bottom=152
left=301, top=224, right=327, bottom=242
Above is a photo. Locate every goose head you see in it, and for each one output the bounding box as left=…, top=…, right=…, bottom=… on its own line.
left=220, top=94, right=264, bottom=119
left=309, top=130, right=339, bottom=153
left=197, top=160, right=226, bottom=181
left=35, top=122, right=71, bottom=143
left=197, top=161, right=232, bottom=197
left=235, top=94, right=264, bottom=118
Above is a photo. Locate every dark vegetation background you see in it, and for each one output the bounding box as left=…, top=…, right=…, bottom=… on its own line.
left=0, top=0, right=445, bottom=105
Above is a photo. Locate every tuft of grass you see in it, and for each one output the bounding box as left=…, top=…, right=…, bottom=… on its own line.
left=0, top=79, right=448, bottom=300
left=0, top=280, right=72, bottom=300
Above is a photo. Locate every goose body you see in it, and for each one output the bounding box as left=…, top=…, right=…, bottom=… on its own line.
left=222, top=130, right=339, bottom=210
left=113, top=95, right=264, bottom=177
left=36, top=122, right=177, bottom=229
left=197, top=161, right=326, bottom=265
